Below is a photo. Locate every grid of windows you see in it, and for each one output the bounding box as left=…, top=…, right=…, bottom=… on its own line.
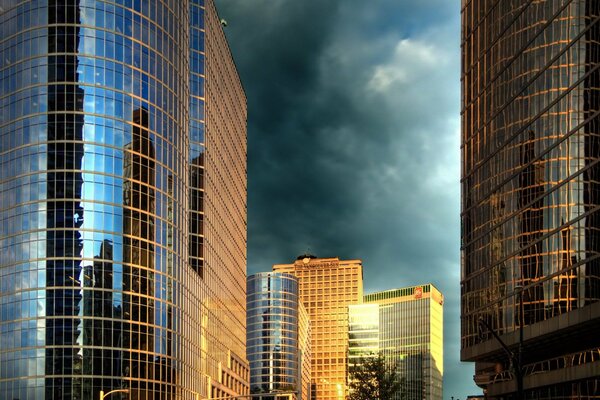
left=298, top=301, right=311, bottom=400
left=247, top=273, right=302, bottom=396
left=461, top=0, right=600, bottom=397
left=273, top=257, right=363, bottom=400
left=0, top=1, right=188, bottom=398
left=364, top=285, right=444, bottom=400
left=203, top=0, right=249, bottom=397
left=0, top=1, right=248, bottom=399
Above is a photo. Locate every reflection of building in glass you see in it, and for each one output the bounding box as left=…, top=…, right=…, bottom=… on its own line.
left=363, top=285, right=444, bottom=400
left=81, top=240, right=123, bottom=399
left=461, top=1, right=600, bottom=397
left=348, top=303, right=379, bottom=372
left=273, top=256, right=363, bottom=400
left=123, top=107, right=160, bottom=398
left=247, top=272, right=311, bottom=400
left=0, top=1, right=247, bottom=399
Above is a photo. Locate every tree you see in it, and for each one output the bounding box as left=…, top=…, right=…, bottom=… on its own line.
left=347, top=354, right=406, bottom=400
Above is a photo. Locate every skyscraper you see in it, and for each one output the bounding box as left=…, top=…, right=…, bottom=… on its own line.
left=362, top=284, right=444, bottom=400
left=246, top=272, right=311, bottom=400
left=273, top=256, right=363, bottom=400
left=0, top=1, right=247, bottom=399
left=461, top=1, right=600, bottom=398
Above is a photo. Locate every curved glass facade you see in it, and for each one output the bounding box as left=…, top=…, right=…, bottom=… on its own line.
left=461, top=0, right=600, bottom=397
left=0, top=1, right=247, bottom=399
left=247, top=272, right=300, bottom=395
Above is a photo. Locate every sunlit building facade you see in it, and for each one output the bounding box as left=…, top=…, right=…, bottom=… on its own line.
left=461, top=0, right=600, bottom=398
left=364, top=285, right=444, bottom=400
left=298, top=299, right=311, bottom=400
left=0, top=0, right=248, bottom=399
left=273, top=256, right=363, bottom=400
left=347, top=303, right=379, bottom=370
left=247, top=272, right=311, bottom=400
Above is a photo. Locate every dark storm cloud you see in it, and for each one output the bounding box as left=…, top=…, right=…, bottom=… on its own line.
left=215, top=0, right=476, bottom=397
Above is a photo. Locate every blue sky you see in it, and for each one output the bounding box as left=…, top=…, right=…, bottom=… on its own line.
left=215, top=0, right=479, bottom=397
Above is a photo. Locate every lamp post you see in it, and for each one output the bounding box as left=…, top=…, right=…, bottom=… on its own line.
left=514, top=285, right=524, bottom=400
left=207, top=391, right=296, bottom=400
left=478, top=287, right=524, bottom=400
left=99, top=388, right=129, bottom=400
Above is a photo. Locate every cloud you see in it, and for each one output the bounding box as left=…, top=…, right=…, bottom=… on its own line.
left=368, top=38, right=441, bottom=92
left=215, top=0, right=477, bottom=397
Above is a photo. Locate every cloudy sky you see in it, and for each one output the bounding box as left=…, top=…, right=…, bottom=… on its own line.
left=214, top=0, right=478, bottom=397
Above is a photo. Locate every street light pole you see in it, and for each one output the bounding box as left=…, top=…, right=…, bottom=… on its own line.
left=515, top=286, right=524, bottom=400
left=208, top=391, right=296, bottom=400
left=478, top=289, right=524, bottom=400
left=99, top=388, right=130, bottom=400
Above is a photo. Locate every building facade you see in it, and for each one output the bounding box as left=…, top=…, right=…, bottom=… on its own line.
left=246, top=272, right=311, bottom=400
left=347, top=303, right=379, bottom=371
left=461, top=0, right=600, bottom=398
left=0, top=1, right=248, bottom=399
left=298, top=298, right=312, bottom=400
left=363, top=285, right=444, bottom=400
left=273, top=256, right=363, bottom=400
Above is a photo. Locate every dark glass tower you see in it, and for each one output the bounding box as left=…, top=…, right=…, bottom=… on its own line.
left=0, top=1, right=248, bottom=399
left=461, top=1, right=600, bottom=398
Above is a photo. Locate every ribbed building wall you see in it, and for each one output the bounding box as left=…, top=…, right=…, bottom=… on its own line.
left=461, top=0, right=600, bottom=397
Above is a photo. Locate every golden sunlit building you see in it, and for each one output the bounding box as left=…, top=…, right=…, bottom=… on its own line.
left=273, top=256, right=363, bottom=400
left=363, top=284, right=444, bottom=400
left=348, top=303, right=379, bottom=370
left=299, top=299, right=312, bottom=400
left=195, top=0, right=250, bottom=398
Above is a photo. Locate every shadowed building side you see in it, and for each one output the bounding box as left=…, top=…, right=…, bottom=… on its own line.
left=461, top=0, right=600, bottom=397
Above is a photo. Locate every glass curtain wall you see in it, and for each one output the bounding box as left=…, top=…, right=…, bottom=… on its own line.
left=247, top=272, right=301, bottom=396
left=0, top=1, right=190, bottom=398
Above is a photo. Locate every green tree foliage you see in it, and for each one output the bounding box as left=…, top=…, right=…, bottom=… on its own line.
left=347, top=354, right=406, bottom=400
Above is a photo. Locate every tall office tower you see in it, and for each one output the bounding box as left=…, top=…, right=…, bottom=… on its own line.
left=273, top=256, right=363, bottom=400
left=200, top=0, right=250, bottom=399
left=461, top=1, right=600, bottom=398
left=363, top=285, right=444, bottom=400
left=0, top=1, right=247, bottom=399
left=247, top=272, right=311, bottom=400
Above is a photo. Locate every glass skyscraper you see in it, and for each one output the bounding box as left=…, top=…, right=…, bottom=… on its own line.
left=362, top=284, right=444, bottom=400
left=461, top=0, right=600, bottom=398
left=0, top=1, right=248, bottom=399
left=247, top=272, right=311, bottom=400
